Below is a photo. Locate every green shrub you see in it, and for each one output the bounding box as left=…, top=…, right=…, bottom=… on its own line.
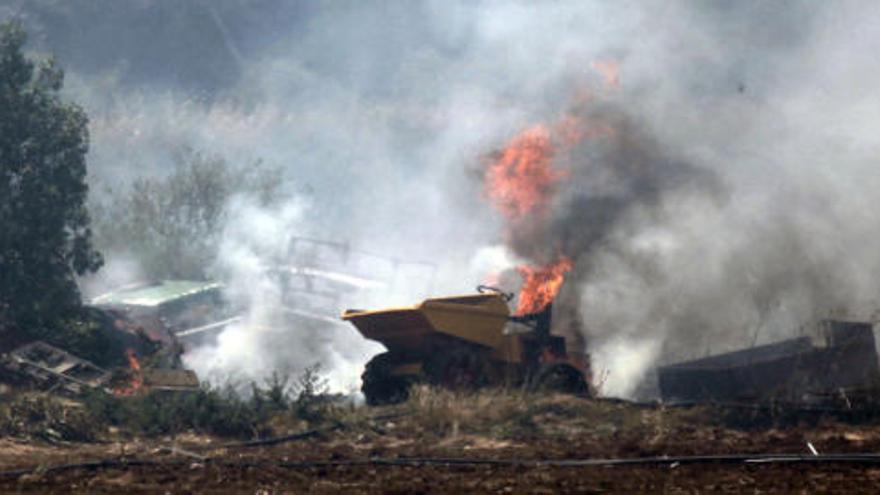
left=82, top=365, right=333, bottom=439
left=84, top=385, right=268, bottom=438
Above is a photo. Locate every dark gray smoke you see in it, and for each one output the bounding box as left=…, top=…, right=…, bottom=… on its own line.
left=504, top=103, right=725, bottom=265
left=485, top=99, right=727, bottom=396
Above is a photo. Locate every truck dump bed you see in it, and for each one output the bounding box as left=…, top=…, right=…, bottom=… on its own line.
left=342, top=293, right=510, bottom=353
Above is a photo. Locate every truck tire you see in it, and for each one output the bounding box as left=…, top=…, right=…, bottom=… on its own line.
left=361, top=352, right=412, bottom=406
left=530, top=362, right=589, bottom=396
left=423, top=343, right=492, bottom=390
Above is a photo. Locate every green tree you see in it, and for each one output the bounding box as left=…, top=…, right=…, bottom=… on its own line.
left=0, top=21, right=102, bottom=346
left=90, top=150, right=284, bottom=280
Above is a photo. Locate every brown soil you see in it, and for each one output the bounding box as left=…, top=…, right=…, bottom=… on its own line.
left=4, top=392, right=880, bottom=493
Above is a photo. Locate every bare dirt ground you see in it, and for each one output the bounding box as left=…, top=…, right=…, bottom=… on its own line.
left=4, top=391, right=880, bottom=493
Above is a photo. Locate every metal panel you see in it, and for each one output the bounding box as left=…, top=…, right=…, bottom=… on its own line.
left=658, top=320, right=880, bottom=403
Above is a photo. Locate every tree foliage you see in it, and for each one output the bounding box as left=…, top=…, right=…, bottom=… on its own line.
left=90, top=150, right=284, bottom=280
left=0, top=21, right=102, bottom=344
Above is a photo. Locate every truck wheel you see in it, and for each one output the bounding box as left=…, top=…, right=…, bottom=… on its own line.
left=423, top=344, right=491, bottom=390
left=362, top=352, right=411, bottom=406
left=530, top=362, right=589, bottom=396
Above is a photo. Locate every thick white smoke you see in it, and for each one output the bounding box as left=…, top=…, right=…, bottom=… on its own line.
left=177, top=197, right=384, bottom=391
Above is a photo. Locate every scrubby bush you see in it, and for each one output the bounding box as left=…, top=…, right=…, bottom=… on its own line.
left=83, top=365, right=333, bottom=439
left=85, top=386, right=272, bottom=438
left=0, top=394, right=98, bottom=442
left=290, top=365, right=330, bottom=422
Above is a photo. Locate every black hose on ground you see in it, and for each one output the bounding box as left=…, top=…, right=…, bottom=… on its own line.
left=8, top=453, right=880, bottom=479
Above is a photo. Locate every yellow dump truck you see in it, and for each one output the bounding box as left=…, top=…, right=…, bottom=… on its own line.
left=343, top=287, right=590, bottom=405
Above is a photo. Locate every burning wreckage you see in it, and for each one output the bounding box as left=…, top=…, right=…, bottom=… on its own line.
left=0, top=274, right=359, bottom=398
left=344, top=286, right=591, bottom=405
left=0, top=281, right=209, bottom=398
left=0, top=327, right=198, bottom=398
left=410, top=68, right=880, bottom=409
left=344, top=274, right=880, bottom=408
left=338, top=111, right=880, bottom=407
left=0, top=236, right=437, bottom=400
left=3, top=230, right=876, bottom=409
left=342, top=249, right=592, bottom=405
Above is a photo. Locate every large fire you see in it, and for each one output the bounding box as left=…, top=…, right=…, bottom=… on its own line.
left=515, top=256, right=573, bottom=315
left=483, top=124, right=574, bottom=313
left=483, top=125, right=572, bottom=314
left=483, top=61, right=621, bottom=313
left=114, top=349, right=143, bottom=396
left=483, top=125, right=566, bottom=222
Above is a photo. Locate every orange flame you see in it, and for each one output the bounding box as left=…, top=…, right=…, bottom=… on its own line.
left=484, top=125, right=566, bottom=221
left=482, top=68, right=620, bottom=309
left=114, top=349, right=143, bottom=396
left=515, top=256, right=573, bottom=315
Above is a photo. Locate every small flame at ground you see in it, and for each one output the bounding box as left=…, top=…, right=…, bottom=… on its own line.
left=114, top=349, right=143, bottom=396
left=484, top=125, right=566, bottom=221
left=516, top=256, right=573, bottom=315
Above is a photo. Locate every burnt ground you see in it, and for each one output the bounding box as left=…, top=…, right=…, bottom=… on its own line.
left=4, top=389, right=880, bottom=493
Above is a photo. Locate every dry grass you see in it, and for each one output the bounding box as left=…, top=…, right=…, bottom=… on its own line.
left=404, top=385, right=529, bottom=438
left=3, top=382, right=828, bottom=451
left=400, top=385, right=675, bottom=442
